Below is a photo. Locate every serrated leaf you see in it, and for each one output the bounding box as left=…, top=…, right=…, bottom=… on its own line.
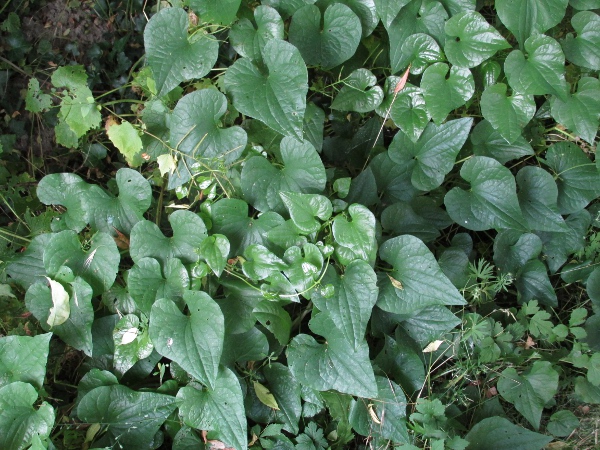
left=0, top=334, right=51, bottom=389
left=470, top=119, right=534, bottom=164
left=77, top=384, right=177, bottom=449
left=421, top=63, right=474, bottom=124
left=444, top=11, right=510, bottom=68
left=332, top=204, right=378, bottom=266
left=389, top=117, right=472, bottom=191
left=230, top=5, right=284, bottom=60
left=149, top=291, right=223, bottom=389
left=25, top=78, right=52, bottom=113
left=289, top=3, right=361, bottom=69
left=497, top=361, right=559, bottom=429
left=331, top=69, right=383, bottom=113
left=445, top=156, right=529, bottom=231
left=129, top=210, right=207, bottom=267
left=107, top=121, right=143, bottom=167
left=144, top=7, right=218, bottom=96
left=562, top=11, right=600, bottom=70
left=177, top=367, right=247, bottom=450
left=280, top=192, right=332, bottom=234
left=241, top=137, right=326, bottom=214
left=188, top=0, right=241, bottom=25
left=388, top=84, right=430, bottom=143
left=224, top=39, right=307, bottom=139
left=550, top=77, right=600, bottom=145
left=393, top=33, right=444, bottom=75
left=377, top=235, right=466, bottom=315
left=465, top=416, right=552, bottom=450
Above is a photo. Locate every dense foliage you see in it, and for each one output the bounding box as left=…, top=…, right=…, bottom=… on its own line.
left=1, top=0, right=600, bottom=448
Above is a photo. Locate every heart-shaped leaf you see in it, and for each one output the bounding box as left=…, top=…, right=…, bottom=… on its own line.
left=37, top=173, right=91, bottom=232
left=0, top=333, right=51, bottom=389
left=149, top=291, right=224, bottom=389
left=494, top=230, right=543, bottom=274
left=188, top=0, right=241, bottom=25
left=389, top=84, right=430, bottom=143
left=480, top=83, right=536, bottom=144
left=444, top=11, right=510, bottom=68
left=168, top=89, right=247, bottom=189
left=288, top=3, right=361, bottom=69
left=374, top=0, right=411, bottom=28
left=331, top=69, right=383, bottom=113
left=144, top=7, right=219, bottom=96
left=320, top=0, right=379, bottom=37
left=421, top=63, right=474, bottom=124
left=445, top=156, right=529, bottom=231
left=198, top=234, right=229, bottom=277
left=470, top=119, right=534, bottom=164
left=561, top=11, right=600, bottom=71
left=332, top=204, right=378, bottom=266
left=229, top=5, right=284, bottom=60
left=280, top=192, right=332, bottom=234
left=224, top=39, right=307, bottom=139
left=515, top=259, right=557, bottom=306
left=282, top=244, right=323, bottom=296
left=393, top=33, right=444, bottom=75
left=242, top=244, right=287, bottom=281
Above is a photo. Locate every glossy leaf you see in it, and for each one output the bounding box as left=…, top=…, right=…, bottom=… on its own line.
left=280, top=192, right=332, bottom=234
left=388, top=84, right=430, bottom=143
left=113, top=314, right=154, bottom=375
left=36, top=173, right=90, bottom=232
left=465, top=416, right=553, bottom=450
left=242, top=244, right=287, bottom=281
left=393, top=33, right=444, bottom=75
left=493, top=230, right=543, bottom=274
left=319, top=0, right=378, bottom=37
left=332, top=204, right=378, bottom=266
left=198, top=234, right=229, bottom=277
left=331, top=69, right=383, bottom=113
left=229, top=5, right=284, bottom=60
left=421, top=63, right=474, bottom=124
left=374, top=0, right=410, bottom=28
left=0, top=334, right=51, bottom=390
left=562, top=11, right=600, bottom=71
left=253, top=300, right=292, bottom=345
left=470, top=119, right=534, bottom=164
left=515, top=259, right=558, bottom=306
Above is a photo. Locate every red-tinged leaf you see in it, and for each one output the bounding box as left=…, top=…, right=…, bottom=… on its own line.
left=394, top=65, right=411, bottom=94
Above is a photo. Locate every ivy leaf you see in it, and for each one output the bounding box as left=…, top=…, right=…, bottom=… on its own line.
left=77, top=384, right=177, bottom=449
left=388, top=117, right=472, bottom=191
left=188, top=0, right=241, bottom=25
left=198, top=235, right=229, bottom=277
left=149, top=291, right=224, bottom=389
left=177, top=367, right=247, bottom=450
left=421, top=63, right=474, bottom=124
left=224, top=39, right=307, bottom=139
left=0, top=382, right=55, bottom=450
left=544, top=141, right=600, bottom=214
left=107, top=121, right=143, bottom=167
left=465, top=416, right=552, bottom=450
left=130, top=210, right=207, bottom=267
left=280, top=192, right=332, bottom=234
left=288, top=4, right=361, bottom=69
left=144, top=7, right=218, bottom=96
left=229, top=5, right=284, bottom=60
left=389, top=85, right=430, bottom=143
left=504, top=34, right=569, bottom=100
left=332, top=204, right=378, bottom=266
left=253, top=300, right=292, bottom=345
left=550, top=77, right=600, bottom=145
left=495, top=0, right=568, bottom=48
left=562, top=11, right=600, bottom=71
left=25, top=277, right=94, bottom=356
left=480, top=83, right=536, bottom=144
left=331, top=69, right=383, bottom=113
left=445, top=156, right=529, bottom=231
left=470, top=119, right=534, bottom=164
left=377, top=235, right=466, bottom=315
left=0, top=334, right=51, bottom=389
left=168, top=89, right=247, bottom=189
left=498, top=361, right=559, bottom=429
left=392, top=33, right=444, bottom=75
left=241, top=137, right=326, bottom=214
left=445, top=11, right=510, bottom=68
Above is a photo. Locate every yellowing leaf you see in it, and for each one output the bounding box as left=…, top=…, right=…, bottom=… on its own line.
left=107, top=121, right=144, bottom=167
left=423, top=340, right=444, bottom=353
left=46, top=277, right=70, bottom=327
left=157, top=154, right=177, bottom=177
left=121, top=327, right=139, bottom=345
left=253, top=381, right=280, bottom=410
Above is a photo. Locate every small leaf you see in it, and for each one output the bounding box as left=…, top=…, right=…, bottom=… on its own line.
left=561, top=11, right=600, bottom=70
left=254, top=381, right=280, bottom=410
left=157, top=154, right=177, bottom=177
left=547, top=410, right=580, bottom=437
left=332, top=204, right=378, bottom=266
left=198, top=234, right=229, bottom=277
left=25, top=78, right=52, bottom=113
left=107, top=121, right=143, bottom=167
left=388, top=84, right=430, bottom=143
left=421, top=63, right=474, bottom=124
left=331, top=69, right=383, bottom=113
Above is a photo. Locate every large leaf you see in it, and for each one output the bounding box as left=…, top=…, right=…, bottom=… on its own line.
left=224, top=39, right=308, bottom=139
left=241, top=137, right=326, bottom=214
left=36, top=173, right=90, bottom=232
left=445, top=156, right=529, bottom=231
left=388, top=117, right=472, bottom=191
left=0, top=334, right=51, bottom=390
left=392, top=33, right=444, bottom=75
left=319, top=0, right=379, bottom=37
left=421, top=63, right=474, bottom=124
left=465, top=416, right=553, bottom=450
left=6, top=234, right=52, bottom=290
left=497, top=361, right=559, bottom=429
left=470, top=119, right=534, bottom=164
left=229, top=5, right=284, bottom=60
left=144, top=7, right=218, bottom=96
left=377, top=235, right=466, bottom=315
left=288, top=3, right=361, bottom=69
left=374, top=0, right=411, bottom=28
left=149, top=291, right=224, bottom=389
left=331, top=69, right=383, bottom=113
left=444, top=11, right=510, bottom=68
left=515, top=259, right=558, bottom=306
left=562, top=11, right=600, bottom=71
left=495, top=0, right=569, bottom=47
left=77, top=384, right=177, bottom=449
left=188, top=0, right=241, bottom=25
left=168, top=89, right=247, bottom=189
left=332, top=204, right=378, bottom=266
left=264, top=363, right=302, bottom=434
left=493, top=230, right=543, bottom=274
left=400, top=305, right=461, bottom=347
left=177, top=367, right=247, bottom=450
left=0, top=382, right=54, bottom=450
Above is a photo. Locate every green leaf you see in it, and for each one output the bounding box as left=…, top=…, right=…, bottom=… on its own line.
left=388, top=117, right=473, bottom=191
left=444, top=11, right=510, bottom=68
left=381, top=201, right=443, bottom=242
left=439, top=0, right=475, bottom=15
left=377, top=235, right=466, bottom=315
left=374, top=0, right=410, bottom=28
left=400, top=305, right=461, bottom=347
left=188, top=0, right=241, bottom=25
left=229, top=5, right=284, bottom=60
left=470, top=119, right=534, bottom=164
left=113, top=314, right=154, bottom=375
left=254, top=380, right=280, bottom=410
left=374, top=330, right=425, bottom=394
left=562, top=11, right=600, bottom=70
left=496, top=0, right=568, bottom=47
left=480, top=83, right=535, bottom=144
left=497, top=361, right=559, bottom=429
left=25, top=78, right=52, bottom=113
left=288, top=4, right=361, bottom=69
left=224, top=39, right=307, bottom=139
left=392, top=33, right=444, bottom=75
left=0, top=382, right=55, bottom=450
left=107, top=121, right=143, bottom=167
left=140, top=99, right=171, bottom=159
left=130, top=210, right=207, bottom=267
left=26, top=277, right=94, bottom=356
left=287, top=314, right=378, bottom=397
left=263, top=363, right=302, bottom=433
left=550, top=77, right=600, bottom=145
left=493, top=230, right=543, bottom=273
left=280, top=192, right=332, bottom=234
left=388, top=84, right=430, bottom=143
left=241, top=137, right=326, bottom=214
left=242, top=244, right=287, bottom=280
left=36, top=173, right=90, bottom=233
left=149, top=291, right=224, bottom=389
left=77, top=384, right=177, bottom=449
left=547, top=410, right=580, bottom=437
left=44, top=231, right=120, bottom=296
left=445, top=156, right=529, bottom=231
left=319, top=0, right=379, bottom=37
left=544, top=141, right=600, bottom=214
left=6, top=234, right=52, bottom=290
left=570, top=0, right=600, bottom=9
left=504, top=34, right=568, bottom=100
left=332, top=204, right=378, bottom=266
left=0, top=334, right=51, bottom=389
left=421, top=63, right=474, bottom=124
left=198, top=234, right=229, bottom=277
left=222, top=326, right=269, bottom=365
left=282, top=243, right=324, bottom=296
left=261, top=0, right=317, bottom=19
left=515, top=259, right=558, bottom=307
left=144, top=7, right=218, bottom=96
left=253, top=300, right=292, bottom=345
left=465, top=416, right=553, bottom=450
left=331, top=69, right=383, bottom=113
left=177, top=367, right=247, bottom=450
